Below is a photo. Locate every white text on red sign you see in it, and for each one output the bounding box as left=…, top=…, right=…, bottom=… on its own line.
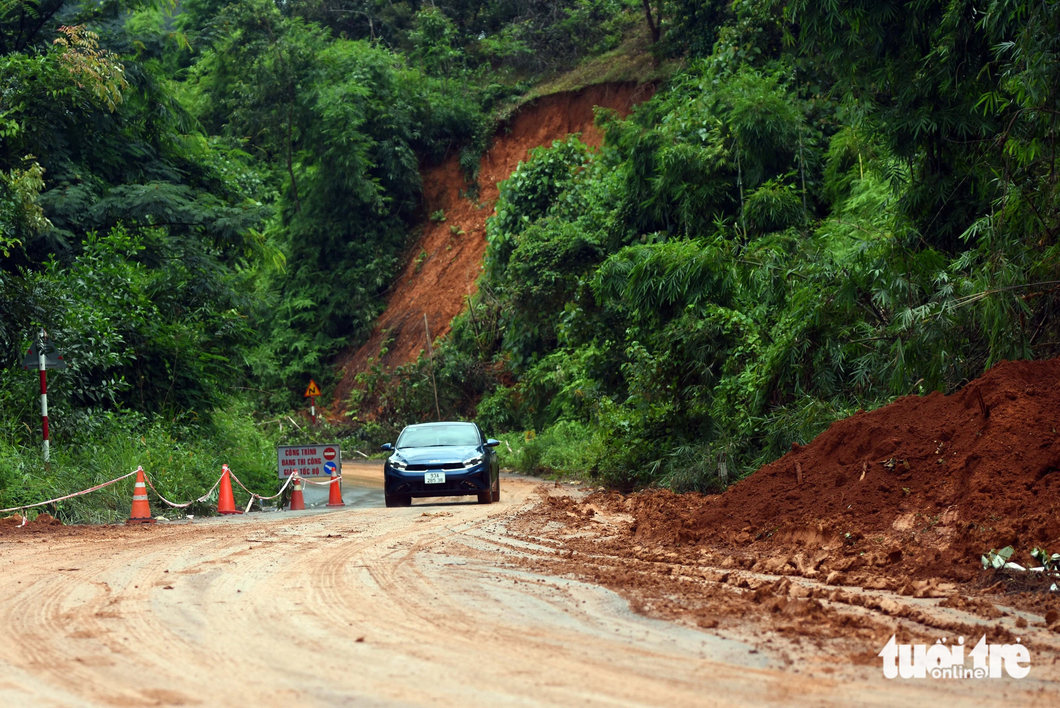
left=276, top=443, right=342, bottom=479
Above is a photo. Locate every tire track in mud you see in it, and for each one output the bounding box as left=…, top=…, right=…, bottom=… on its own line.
left=283, top=494, right=796, bottom=707
left=2, top=531, right=218, bottom=706
left=1, top=477, right=1056, bottom=707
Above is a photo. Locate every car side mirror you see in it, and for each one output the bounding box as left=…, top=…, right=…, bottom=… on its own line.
left=485, top=439, right=500, bottom=448
left=380, top=443, right=393, bottom=452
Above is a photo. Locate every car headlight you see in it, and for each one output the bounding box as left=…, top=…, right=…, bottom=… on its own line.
left=389, top=455, right=408, bottom=470
left=462, top=454, right=484, bottom=468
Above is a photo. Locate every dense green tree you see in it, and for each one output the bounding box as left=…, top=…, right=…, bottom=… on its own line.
left=7, top=0, right=1060, bottom=504
left=1, top=7, right=270, bottom=417
left=180, top=0, right=491, bottom=401
left=366, top=0, right=1060, bottom=495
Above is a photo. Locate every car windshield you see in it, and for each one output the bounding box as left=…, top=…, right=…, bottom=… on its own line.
left=397, top=424, right=480, bottom=448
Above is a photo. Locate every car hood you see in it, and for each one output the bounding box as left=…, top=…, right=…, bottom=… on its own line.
left=392, top=445, right=482, bottom=464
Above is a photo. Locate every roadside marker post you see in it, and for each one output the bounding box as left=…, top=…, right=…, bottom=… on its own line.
left=21, top=329, right=67, bottom=463
left=304, top=379, right=322, bottom=425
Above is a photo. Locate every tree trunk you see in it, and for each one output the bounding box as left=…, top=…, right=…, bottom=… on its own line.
left=642, top=0, right=661, bottom=45
left=286, top=95, right=301, bottom=213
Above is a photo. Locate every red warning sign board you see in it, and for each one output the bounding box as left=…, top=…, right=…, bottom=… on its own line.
left=276, top=443, right=342, bottom=478
left=304, top=379, right=322, bottom=398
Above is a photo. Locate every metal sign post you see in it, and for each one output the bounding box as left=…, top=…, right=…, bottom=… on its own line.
left=21, top=329, right=67, bottom=463
left=39, top=342, right=47, bottom=462
left=304, top=379, right=321, bottom=425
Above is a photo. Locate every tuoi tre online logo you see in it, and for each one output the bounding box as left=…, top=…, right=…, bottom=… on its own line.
left=879, top=635, right=1030, bottom=679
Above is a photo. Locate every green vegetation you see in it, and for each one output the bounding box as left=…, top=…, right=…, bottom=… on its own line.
left=3, top=1, right=1060, bottom=517
left=0, top=0, right=660, bottom=519
left=0, top=404, right=279, bottom=522
left=361, top=1, right=1060, bottom=492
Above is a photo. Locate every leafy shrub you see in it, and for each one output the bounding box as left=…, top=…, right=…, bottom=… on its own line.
left=744, top=178, right=803, bottom=234
left=486, top=136, right=592, bottom=280
left=0, top=399, right=280, bottom=523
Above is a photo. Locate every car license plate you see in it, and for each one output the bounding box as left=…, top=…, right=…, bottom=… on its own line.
left=424, top=472, right=445, bottom=484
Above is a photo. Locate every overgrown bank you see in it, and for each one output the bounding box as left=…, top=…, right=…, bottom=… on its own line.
left=0, top=1, right=659, bottom=518
left=4, top=1, right=1060, bottom=518
left=351, top=1, right=1060, bottom=495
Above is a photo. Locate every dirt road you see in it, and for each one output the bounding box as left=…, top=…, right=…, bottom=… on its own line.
left=0, top=473, right=1057, bottom=707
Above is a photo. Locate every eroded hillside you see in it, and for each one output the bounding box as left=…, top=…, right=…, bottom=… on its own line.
left=332, top=82, right=654, bottom=410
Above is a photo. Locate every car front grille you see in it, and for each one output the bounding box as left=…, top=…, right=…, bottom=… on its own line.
left=406, top=462, right=466, bottom=471
left=395, top=478, right=486, bottom=494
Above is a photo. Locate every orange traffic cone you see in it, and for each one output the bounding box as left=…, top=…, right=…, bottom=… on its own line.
left=289, top=473, right=305, bottom=511
left=327, top=474, right=344, bottom=507
left=127, top=467, right=156, bottom=524
left=217, top=464, right=242, bottom=515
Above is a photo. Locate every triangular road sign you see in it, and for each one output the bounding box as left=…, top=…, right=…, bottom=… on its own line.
left=304, top=379, right=322, bottom=398
left=21, top=342, right=67, bottom=370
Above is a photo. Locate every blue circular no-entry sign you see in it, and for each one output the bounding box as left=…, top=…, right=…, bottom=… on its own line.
left=323, top=460, right=338, bottom=476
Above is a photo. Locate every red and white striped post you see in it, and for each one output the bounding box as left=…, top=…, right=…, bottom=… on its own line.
left=21, top=329, right=65, bottom=463
left=37, top=329, right=49, bottom=463
left=304, top=379, right=321, bottom=426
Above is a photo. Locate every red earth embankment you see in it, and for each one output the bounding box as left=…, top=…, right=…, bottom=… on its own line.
left=0, top=512, right=63, bottom=534
left=331, top=83, right=654, bottom=411
left=584, top=358, right=1060, bottom=588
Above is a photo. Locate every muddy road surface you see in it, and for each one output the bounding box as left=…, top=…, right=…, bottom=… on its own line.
left=0, top=471, right=1057, bottom=707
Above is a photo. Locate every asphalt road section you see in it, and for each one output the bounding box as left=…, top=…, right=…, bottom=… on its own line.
left=290, top=460, right=458, bottom=510
left=295, top=461, right=386, bottom=510
left=0, top=472, right=1056, bottom=706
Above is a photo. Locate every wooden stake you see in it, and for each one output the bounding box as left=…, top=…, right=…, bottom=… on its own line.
left=795, top=462, right=803, bottom=485
left=859, top=461, right=867, bottom=482
left=976, top=388, right=991, bottom=419
left=424, top=313, right=442, bottom=421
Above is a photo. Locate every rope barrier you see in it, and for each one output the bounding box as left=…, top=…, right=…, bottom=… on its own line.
left=1, top=464, right=318, bottom=520
left=141, top=467, right=225, bottom=509
left=0, top=468, right=140, bottom=516
left=228, top=468, right=296, bottom=502
left=301, top=476, right=342, bottom=486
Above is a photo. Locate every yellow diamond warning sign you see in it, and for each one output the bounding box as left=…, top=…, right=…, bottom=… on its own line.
left=304, top=379, right=321, bottom=398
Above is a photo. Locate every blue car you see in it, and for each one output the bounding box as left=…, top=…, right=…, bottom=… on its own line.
left=381, top=422, right=501, bottom=508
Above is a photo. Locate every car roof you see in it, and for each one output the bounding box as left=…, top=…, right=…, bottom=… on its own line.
left=402, top=421, right=477, bottom=430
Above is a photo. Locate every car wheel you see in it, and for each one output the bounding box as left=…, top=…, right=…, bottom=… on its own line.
left=477, top=488, right=492, bottom=504
left=491, top=477, right=500, bottom=503
left=385, top=494, right=411, bottom=508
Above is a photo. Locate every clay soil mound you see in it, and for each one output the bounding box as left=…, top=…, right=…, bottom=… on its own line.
left=331, top=82, right=654, bottom=411
left=0, top=512, right=64, bottom=534
left=593, top=358, right=1060, bottom=584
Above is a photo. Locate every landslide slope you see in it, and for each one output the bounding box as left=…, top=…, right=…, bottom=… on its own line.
left=591, top=357, right=1060, bottom=585
left=332, top=82, right=654, bottom=410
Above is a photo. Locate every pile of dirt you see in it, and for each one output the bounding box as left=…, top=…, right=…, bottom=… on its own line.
left=586, top=358, right=1060, bottom=586
left=510, top=487, right=1037, bottom=666
left=0, top=512, right=64, bottom=534
left=331, top=82, right=654, bottom=411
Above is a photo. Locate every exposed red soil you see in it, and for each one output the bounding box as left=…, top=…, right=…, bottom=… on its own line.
left=543, top=359, right=1060, bottom=607
left=0, top=512, right=63, bottom=533
left=507, top=485, right=1057, bottom=673
left=331, top=82, right=655, bottom=412
left=490, top=364, right=1060, bottom=668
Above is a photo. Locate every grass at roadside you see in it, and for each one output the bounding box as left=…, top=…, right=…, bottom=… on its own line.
left=0, top=401, right=282, bottom=524
left=494, top=31, right=677, bottom=124
left=494, top=420, right=603, bottom=483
